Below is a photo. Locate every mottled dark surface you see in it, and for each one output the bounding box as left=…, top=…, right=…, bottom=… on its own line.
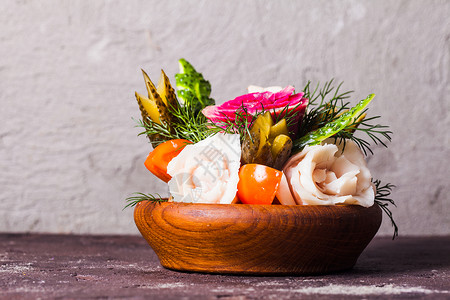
left=0, top=234, right=449, bottom=299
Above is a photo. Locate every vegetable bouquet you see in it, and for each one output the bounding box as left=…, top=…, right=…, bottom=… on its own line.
left=127, top=59, right=397, bottom=237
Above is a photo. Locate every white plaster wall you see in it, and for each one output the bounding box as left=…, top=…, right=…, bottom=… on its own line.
left=0, top=0, right=449, bottom=236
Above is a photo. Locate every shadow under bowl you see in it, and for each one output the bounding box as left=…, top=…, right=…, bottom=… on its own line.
left=134, top=201, right=382, bottom=275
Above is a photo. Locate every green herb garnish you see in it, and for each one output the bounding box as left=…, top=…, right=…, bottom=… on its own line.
left=373, top=179, right=398, bottom=239
left=124, top=193, right=167, bottom=209
left=137, top=100, right=220, bottom=144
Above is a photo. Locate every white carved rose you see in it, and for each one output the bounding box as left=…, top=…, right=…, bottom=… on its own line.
left=166, top=133, right=241, bottom=204
left=283, top=139, right=375, bottom=207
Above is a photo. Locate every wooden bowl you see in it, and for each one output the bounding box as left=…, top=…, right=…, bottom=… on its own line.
left=134, top=201, right=382, bottom=275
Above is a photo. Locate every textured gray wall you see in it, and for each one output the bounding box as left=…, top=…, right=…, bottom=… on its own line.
left=1, top=1, right=449, bottom=235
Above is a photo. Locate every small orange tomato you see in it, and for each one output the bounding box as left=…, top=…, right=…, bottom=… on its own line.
left=237, top=164, right=283, bottom=205
left=144, top=139, right=192, bottom=182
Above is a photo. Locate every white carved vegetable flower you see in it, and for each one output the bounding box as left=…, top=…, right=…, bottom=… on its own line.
left=283, top=139, right=375, bottom=207
left=167, top=133, right=241, bottom=204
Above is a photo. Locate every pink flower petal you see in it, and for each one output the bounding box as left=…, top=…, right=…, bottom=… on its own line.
left=202, top=86, right=309, bottom=131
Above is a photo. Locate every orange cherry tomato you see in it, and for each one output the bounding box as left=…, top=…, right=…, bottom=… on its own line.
left=237, top=164, right=283, bottom=205
left=144, top=139, right=192, bottom=182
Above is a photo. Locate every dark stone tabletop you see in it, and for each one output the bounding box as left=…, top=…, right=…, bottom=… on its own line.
left=0, top=234, right=449, bottom=299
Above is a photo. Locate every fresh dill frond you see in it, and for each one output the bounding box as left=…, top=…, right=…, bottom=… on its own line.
left=124, top=192, right=167, bottom=209
left=137, top=100, right=220, bottom=145
left=351, top=115, right=393, bottom=152
left=271, top=100, right=309, bottom=136
left=305, top=79, right=354, bottom=108
left=136, top=118, right=176, bottom=145
left=334, top=114, right=393, bottom=155
left=213, top=106, right=263, bottom=141
left=166, top=101, right=220, bottom=143
left=299, top=80, right=353, bottom=138
left=373, top=179, right=398, bottom=239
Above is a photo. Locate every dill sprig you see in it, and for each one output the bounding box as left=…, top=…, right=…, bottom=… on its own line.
left=335, top=115, right=393, bottom=155
left=373, top=179, right=398, bottom=239
left=299, top=80, right=353, bottom=136
left=165, top=101, right=220, bottom=142
left=137, top=101, right=220, bottom=145
left=271, top=100, right=310, bottom=136
left=124, top=192, right=168, bottom=209
left=136, top=118, right=174, bottom=144
left=213, top=106, right=262, bottom=140
left=305, top=80, right=353, bottom=109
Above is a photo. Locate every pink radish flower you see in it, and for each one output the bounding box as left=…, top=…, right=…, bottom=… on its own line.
left=202, top=86, right=308, bottom=131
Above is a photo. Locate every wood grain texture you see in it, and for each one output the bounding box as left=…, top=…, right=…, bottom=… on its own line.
left=134, top=201, right=382, bottom=275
